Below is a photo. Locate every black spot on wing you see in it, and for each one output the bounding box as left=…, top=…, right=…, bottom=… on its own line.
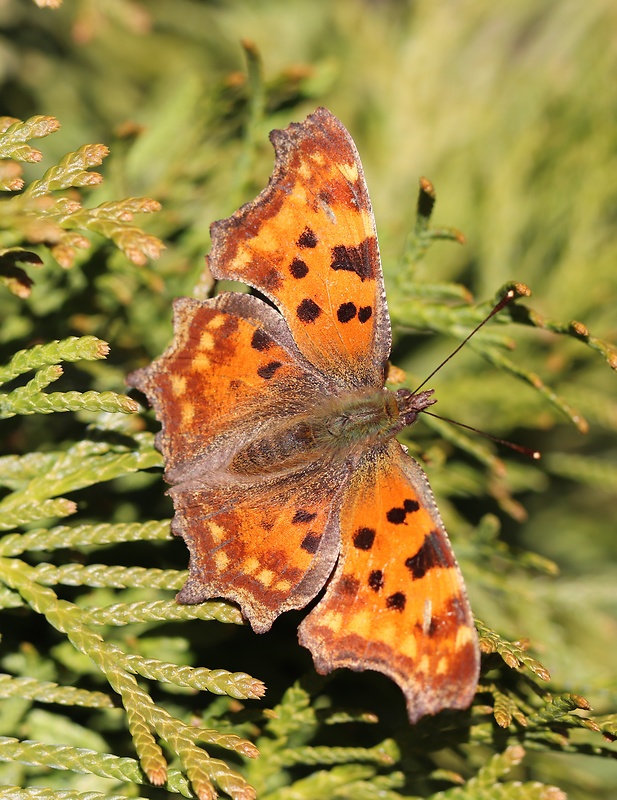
left=404, top=531, right=453, bottom=580
left=358, top=306, right=372, bottom=323
left=290, top=258, right=309, bottom=279
left=296, top=298, right=322, bottom=323
left=292, top=509, right=318, bottom=524
left=297, top=227, right=318, bottom=248
left=353, top=527, right=375, bottom=550
left=257, top=361, right=282, bottom=380
left=301, top=533, right=320, bottom=554
left=386, top=592, right=406, bottom=611
left=251, top=329, right=274, bottom=351
left=386, top=498, right=420, bottom=524
left=330, top=238, right=375, bottom=281
left=337, top=302, right=357, bottom=323
left=368, top=570, right=384, bottom=592
left=386, top=507, right=405, bottom=524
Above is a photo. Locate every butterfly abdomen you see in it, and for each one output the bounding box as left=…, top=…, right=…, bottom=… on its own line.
left=229, top=418, right=319, bottom=475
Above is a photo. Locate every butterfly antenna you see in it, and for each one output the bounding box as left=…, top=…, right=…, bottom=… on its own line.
left=411, top=285, right=540, bottom=460
left=423, top=410, right=541, bottom=459
left=413, top=287, right=523, bottom=395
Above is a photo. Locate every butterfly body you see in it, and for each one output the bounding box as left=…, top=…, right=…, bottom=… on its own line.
left=129, top=108, right=480, bottom=723
left=229, top=386, right=435, bottom=478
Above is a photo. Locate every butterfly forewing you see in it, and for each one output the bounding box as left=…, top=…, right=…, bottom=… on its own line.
left=208, top=108, right=391, bottom=389
left=298, top=439, right=479, bottom=722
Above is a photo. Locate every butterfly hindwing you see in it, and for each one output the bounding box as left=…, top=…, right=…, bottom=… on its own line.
left=128, top=292, right=329, bottom=477
left=172, top=457, right=349, bottom=633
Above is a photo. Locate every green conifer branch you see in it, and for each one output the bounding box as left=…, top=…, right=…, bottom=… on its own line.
left=0, top=736, right=193, bottom=795
left=0, top=585, right=22, bottom=609
left=0, top=674, right=114, bottom=709
left=274, top=741, right=398, bottom=767
left=0, top=520, right=172, bottom=557
left=0, top=116, right=61, bottom=192
left=121, top=653, right=265, bottom=700
left=468, top=341, right=588, bottom=432
left=431, top=746, right=565, bottom=799
left=0, top=116, right=164, bottom=272
left=262, top=684, right=317, bottom=739
left=0, top=435, right=161, bottom=523
left=30, top=562, right=183, bottom=591
left=490, top=686, right=528, bottom=728
left=259, top=764, right=387, bottom=800
left=0, top=558, right=259, bottom=799
left=0, top=388, right=138, bottom=419
left=82, top=597, right=244, bottom=627
left=508, top=304, right=617, bottom=371
left=476, top=619, right=551, bottom=680
left=0, top=498, right=77, bottom=530
left=0, top=789, right=142, bottom=800
left=21, top=144, right=108, bottom=197
left=0, top=336, right=109, bottom=385
left=391, top=292, right=590, bottom=430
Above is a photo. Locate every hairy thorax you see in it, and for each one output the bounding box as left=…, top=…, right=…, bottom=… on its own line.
left=228, top=387, right=406, bottom=477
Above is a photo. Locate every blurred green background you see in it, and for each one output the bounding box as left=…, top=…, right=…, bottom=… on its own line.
left=1, top=1, right=616, bottom=797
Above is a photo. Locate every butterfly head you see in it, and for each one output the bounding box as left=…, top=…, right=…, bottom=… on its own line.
left=394, top=387, right=437, bottom=429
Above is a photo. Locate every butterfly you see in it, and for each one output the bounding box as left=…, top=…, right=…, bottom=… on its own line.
left=128, top=107, right=480, bottom=723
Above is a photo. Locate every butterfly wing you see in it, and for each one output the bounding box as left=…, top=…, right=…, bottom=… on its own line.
left=128, top=292, right=349, bottom=633
left=171, top=458, right=348, bottom=633
left=298, top=439, right=479, bottom=723
left=128, top=292, right=329, bottom=478
left=208, top=108, right=391, bottom=389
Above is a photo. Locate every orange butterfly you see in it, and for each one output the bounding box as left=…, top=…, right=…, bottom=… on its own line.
left=129, top=108, right=479, bottom=723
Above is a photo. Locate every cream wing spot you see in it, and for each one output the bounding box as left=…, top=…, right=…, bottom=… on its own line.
left=323, top=610, right=343, bottom=634
left=243, top=557, right=261, bottom=575
left=214, top=550, right=230, bottom=571
left=338, top=161, right=359, bottom=183
left=348, top=610, right=373, bottom=637
left=227, top=246, right=252, bottom=271
left=207, top=314, right=226, bottom=331
left=400, top=635, right=418, bottom=660
left=208, top=521, right=227, bottom=542
left=418, top=654, right=430, bottom=674
left=436, top=657, right=448, bottom=675
left=170, top=374, right=187, bottom=396
left=257, top=568, right=275, bottom=587
left=298, top=160, right=312, bottom=180
left=291, top=184, right=309, bottom=205
left=456, top=625, right=475, bottom=649
left=198, top=331, right=215, bottom=353
left=181, top=403, right=195, bottom=427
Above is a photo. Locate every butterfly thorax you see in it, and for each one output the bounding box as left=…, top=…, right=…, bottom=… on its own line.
left=229, top=386, right=437, bottom=477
